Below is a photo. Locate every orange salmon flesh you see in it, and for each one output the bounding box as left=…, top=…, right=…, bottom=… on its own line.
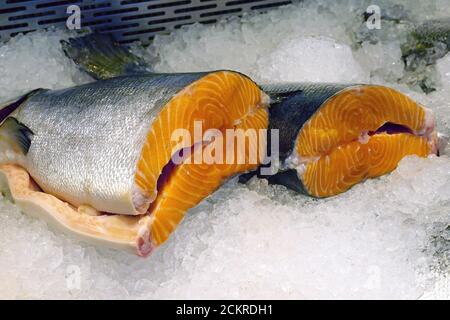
left=293, top=86, right=436, bottom=198
left=135, top=71, right=269, bottom=252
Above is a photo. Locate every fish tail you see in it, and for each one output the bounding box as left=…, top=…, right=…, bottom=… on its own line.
left=61, top=32, right=152, bottom=80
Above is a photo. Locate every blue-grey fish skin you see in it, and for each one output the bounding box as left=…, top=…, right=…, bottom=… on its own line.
left=2, top=73, right=207, bottom=215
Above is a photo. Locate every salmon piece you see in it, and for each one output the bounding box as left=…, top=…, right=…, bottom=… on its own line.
left=0, top=71, right=269, bottom=256
left=246, top=84, right=439, bottom=198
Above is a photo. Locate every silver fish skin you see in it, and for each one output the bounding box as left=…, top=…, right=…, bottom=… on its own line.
left=0, top=73, right=206, bottom=215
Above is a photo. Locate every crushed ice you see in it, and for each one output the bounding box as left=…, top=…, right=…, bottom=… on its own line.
left=1, top=0, right=450, bottom=299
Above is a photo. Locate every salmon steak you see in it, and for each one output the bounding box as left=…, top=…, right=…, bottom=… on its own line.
left=241, top=83, right=442, bottom=197
left=0, top=71, right=269, bottom=256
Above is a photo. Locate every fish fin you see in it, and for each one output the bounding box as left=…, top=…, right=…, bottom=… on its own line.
left=266, top=169, right=306, bottom=193
left=61, top=32, right=152, bottom=80
left=0, top=88, right=44, bottom=123
left=0, top=117, right=34, bottom=155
